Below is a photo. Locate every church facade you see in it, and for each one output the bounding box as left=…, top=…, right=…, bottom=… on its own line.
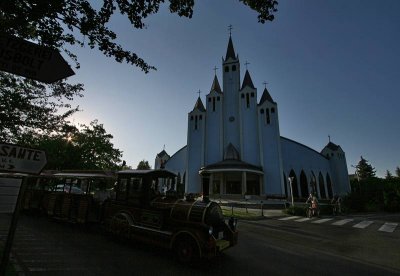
left=155, top=36, right=350, bottom=199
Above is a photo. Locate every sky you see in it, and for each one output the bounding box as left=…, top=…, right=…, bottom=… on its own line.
left=66, top=0, right=400, bottom=177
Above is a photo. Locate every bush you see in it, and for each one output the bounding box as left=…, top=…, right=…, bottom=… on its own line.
left=283, top=205, right=306, bottom=216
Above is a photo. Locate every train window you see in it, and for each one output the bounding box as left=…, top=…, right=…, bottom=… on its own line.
left=130, top=177, right=142, bottom=192
left=117, top=178, right=128, bottom=201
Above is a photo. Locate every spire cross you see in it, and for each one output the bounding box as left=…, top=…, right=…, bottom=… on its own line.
left=263, top=81, right=268, bottom=89
left=245, top=60, right=250, bottom=70
left=228, top=24, right=233, bottom=36
left=328, top=135, right=331, bottom=143
left=213, top=66, right=218, bottom=75
left=197, top=89, right=201, bottom=98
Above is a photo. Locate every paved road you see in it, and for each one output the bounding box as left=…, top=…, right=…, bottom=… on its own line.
left=2, top=213, right=400, bottom=275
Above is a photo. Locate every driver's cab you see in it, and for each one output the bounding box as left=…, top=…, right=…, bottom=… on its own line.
left=115, top=169, right=177, bottom=206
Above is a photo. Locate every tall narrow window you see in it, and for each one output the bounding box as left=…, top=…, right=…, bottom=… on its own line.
left=246, top=93, right=250, bottom=108
left=232, top=65, right=236, bottom=71
left=212, top=97, right=216, bottom=111
left=225, top=66, right=229, bottom=72
left=195, top=115, right=198, bottom=130
left=266, top=108, right=270, bottom=124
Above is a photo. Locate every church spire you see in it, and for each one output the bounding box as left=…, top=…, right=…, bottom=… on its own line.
left=259, top=87, right=275, bottom=104
left=193, top=97, right=206, bottom=112
left=210, top=75, right=222, bottom=94
left=241, top=70, right=255, bottom=90
left=225, top=36, right=237, bottom=61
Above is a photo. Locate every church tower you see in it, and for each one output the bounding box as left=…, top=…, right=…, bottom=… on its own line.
left=321, top=142, right=351, bottom=196
left=239, top=70, right=260, bottom=165
left=258, top=87, right=284, bottom=195
left=205, top=75, right=223, bottom=165
left=222, top=35, right=241, bottom=154
left=186, top=97, right=206, bottom=193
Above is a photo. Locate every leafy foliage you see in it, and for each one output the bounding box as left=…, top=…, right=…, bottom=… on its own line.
left=396, top=166, right=400, bottom=178
left=0, top=0, right=278, bottom=73
left=137, top=159, right=151, bottom=170
left=22, top=120, right=123, bottom=170
left=344, top=177, right=400, bottom=212
left=0, top=72, right=83, bottom=142
left=355, top=156, right=376, bottom=180
left=385, top=170, right=393, bottom=179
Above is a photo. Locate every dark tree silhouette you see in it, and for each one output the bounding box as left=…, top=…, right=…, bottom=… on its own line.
left=355, top=156, right=376, bottom=180
left=137, top=160, right=151, bottom=170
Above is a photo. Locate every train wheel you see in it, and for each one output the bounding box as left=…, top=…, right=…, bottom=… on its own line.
left=174, top=237, right=199, bottom=264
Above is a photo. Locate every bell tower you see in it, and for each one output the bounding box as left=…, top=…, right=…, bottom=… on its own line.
left=222, top=27, right=241, bottom=153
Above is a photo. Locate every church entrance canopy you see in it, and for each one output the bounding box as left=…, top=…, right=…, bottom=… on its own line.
left=199, top=160, right=263, bottom=197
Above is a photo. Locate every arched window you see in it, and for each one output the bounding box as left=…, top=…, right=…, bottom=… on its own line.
left=319, top=172, right=326, bottom=199
left=266, top=108, right=270, bottom=124
left=326, top=173, right=333, bottom=199
left=283, top=173, right=288, bottom=197
left=195, top=115, right=198, bottom=130
left=246, top=93, right=250, bottom=108
left=225, top=66, right=229, bottom=72
left=300, top=170, right=308, bottom=198
left=232, top=65, right=236, bottom=71
left=310, top=171, right=317, bottom=195
left=260, top=109, right=264, bottom=114
left=289, top=170, right=299, bottom=198
left=212, top=97, right=216, bottom=111
left=271, top=107, right=275, bottom=113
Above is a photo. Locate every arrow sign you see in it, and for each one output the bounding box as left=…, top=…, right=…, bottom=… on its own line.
left=0, top=143, right=47, bottom=175
left=0, top=34, right=74, bottom=84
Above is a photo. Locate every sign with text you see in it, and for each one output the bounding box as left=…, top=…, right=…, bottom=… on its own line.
left=0, top=34, right=74, bottom=83
left=0, top=143, right=47, bottom=174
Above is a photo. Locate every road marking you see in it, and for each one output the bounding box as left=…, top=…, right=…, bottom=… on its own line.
left=378, top=222, right=398, bottom=233
left=332, top=219, right=354, bottom=226
left=279, top=216, right=301, bottom=221
left=312, top=218, right=334, bottom=224
left=295, top=218, right=312, bottom=222
left=353, top=220, right=374, bottom=229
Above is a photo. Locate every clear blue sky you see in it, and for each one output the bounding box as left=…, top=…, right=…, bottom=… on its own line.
left=67, top=0, right=400, bottom=177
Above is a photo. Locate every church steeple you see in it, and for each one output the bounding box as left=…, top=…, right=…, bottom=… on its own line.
left=210, top=75, right=222, bottom=93
left=225, top=36, right=237, bottom=61
left=193, top=97, right=206, bottom=112
left=259, top=87, right=275, bottom=104
left=241, top=70, right=255, bottom=90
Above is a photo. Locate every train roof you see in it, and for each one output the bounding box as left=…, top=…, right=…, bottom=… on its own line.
left=117, top=169, right=176, bottom=178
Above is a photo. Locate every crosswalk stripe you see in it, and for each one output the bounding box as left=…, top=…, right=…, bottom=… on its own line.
left=312, top=218, right=334, bottom=224
left=295, top=218, right=312, bottom=222
left=278, top=216, right=301, bottom=221
left=332, top=219, right=354, bottom=226
left=378, top=222, right=398, bottom=233
left=353, top=220, right=374, bottom=229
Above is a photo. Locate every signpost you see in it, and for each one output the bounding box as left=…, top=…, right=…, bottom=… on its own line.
left=0, top=34, right=74, bottom=83
left=0, top=143, right=47, bottom=174
left=0, top=144, right=47, bottom=274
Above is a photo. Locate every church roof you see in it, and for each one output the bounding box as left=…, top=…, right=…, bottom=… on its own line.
left=325, top=142, right=341, bottom=151
left=210, top=75, right=222, bottom=94
left=200, top=159, right=263, bottom=174
left=193, top=97, right=206, bottom=112
left=157, top=149, right=169, bottom=158
left=241, top=70, right=255, bottom=90
left=225, top=36, right=237, bottom=60
left=259, top=87, right=275, bottom=104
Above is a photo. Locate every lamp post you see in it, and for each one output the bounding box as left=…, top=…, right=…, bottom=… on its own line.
left=288, top=176, right=294, bottom=206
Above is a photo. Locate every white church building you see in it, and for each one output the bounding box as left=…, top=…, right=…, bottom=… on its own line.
left=155, top=35, right=350, bottom=199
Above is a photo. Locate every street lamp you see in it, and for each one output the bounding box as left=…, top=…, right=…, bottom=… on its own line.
left=288, top=176, right=294, bottom=206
